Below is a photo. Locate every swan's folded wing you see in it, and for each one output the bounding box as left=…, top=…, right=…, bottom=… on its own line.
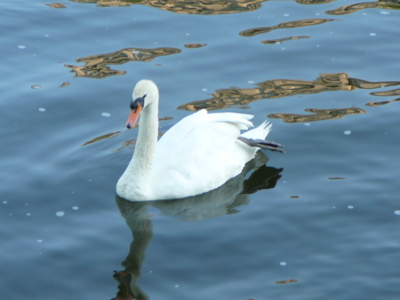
left=158, top=110, right=254, bottom=148
left=151, top=111, right=257, bottom=199
left=207, top=112, right=254, bottom=130
left=157, top=109, right=208, bottom=147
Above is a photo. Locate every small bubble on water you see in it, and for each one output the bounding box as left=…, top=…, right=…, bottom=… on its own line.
left=248, top=80, right=255, bottom=84
left=38, top=108, right=46, bottom=112
left=44, top=34, right=49, bottom=37
left=37, top=239, right=43, bottom=243
left=280, top=262, right=287, bottom=266
left=27, top=213, right=31, bottom=216
left=394, top=210, right=400, bottom=215
left=18, top=45, right=26, bottom=49
left=101, top=112, right=111, bottom=117
left=3, top=201, right=7, bottom=204
left=370, top=33, right=376, bottom=36
left=201, top=88, right=208, bottom=91
left=380, top=11, right=390, bottom=15
left=283, top=14, right=289, bottom=17
left=72, top=206, right=79, bottom=211
left=344, top=130, right=351, bottom=135
left=56, top=211, right=65, bottom=217
left=348, top=205, right=354, bottom=209
left=175, top=285, right=179, bottom=288
left=304, top=123, right=310, bottom=126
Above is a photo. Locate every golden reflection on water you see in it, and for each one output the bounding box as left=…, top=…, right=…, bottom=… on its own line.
left=268, top=107, right=366, bottom=123
left=184, top=43, right=207, bottom=49
left=275, top=279, right=299, bottom=284
left=370, top=88, right=400, bottom=97
left=296, top=0, right=336, bottom=4
left=65, top=47, right=181, bottom=78
left=239, top=18, right=335, bottom=37
left=178, top=73, right=400, bottom=113
left=366, top=98, right=400, bottom=107
left=326, top=0, right=400, bottom=15
left=96, top=1, right=130, bottom=7
left=178, top=73, right=346, bottom=110
left=60, top=82, right=70, bottom=88
left=70, top=0, right=267, bottom=14
left=82, top=131, right=122, bottom=146
left=46, top=3, right=66, bottom=8
left=261, top=36, right=310, bottom=45
left=82, top=117, right=172, bottom=149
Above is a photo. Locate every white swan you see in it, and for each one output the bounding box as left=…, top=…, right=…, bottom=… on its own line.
left=116, top=80, right=284, bottom=201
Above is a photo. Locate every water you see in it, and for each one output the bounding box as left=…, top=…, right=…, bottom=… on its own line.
left=1, top=1, right=400, bottom=299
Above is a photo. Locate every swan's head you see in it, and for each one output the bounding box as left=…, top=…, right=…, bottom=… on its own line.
left=126, top=79, right=159, bottom=129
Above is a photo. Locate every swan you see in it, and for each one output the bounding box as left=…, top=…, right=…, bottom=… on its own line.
left=116, top=79, right=284, bottom=201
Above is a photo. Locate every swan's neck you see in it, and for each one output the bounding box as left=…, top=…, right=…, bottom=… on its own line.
left=118, top=101, right=158, bottom=200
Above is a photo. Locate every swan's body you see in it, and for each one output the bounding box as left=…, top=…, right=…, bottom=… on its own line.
left=116, top=80, right=283, bottom=201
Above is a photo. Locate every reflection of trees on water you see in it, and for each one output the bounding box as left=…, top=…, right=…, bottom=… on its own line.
left=46, top=3, right=67, bottom=8
left=295, top=0, right=336, bottom=4
left=239, top=18, right=335, bottom=37
left=184, top=43, right=207, bottom=49
left=65, top=47, right=181, bottom=79
left=366, top=98, right=400, bottom=107
left=112, top=152, right=282, bottom=299
left=261, top=36, right=310, bottom=44
left=269, top=107, right=366, bottom=123
left=178, top=73, right=400, bottom=119
left=70, top=0, right=267, bottom=14
left=326, top=0, right=400, bottom=15
left=370, top=88, right=400, bottom=97
left=81, top=117, right=172, bottom=149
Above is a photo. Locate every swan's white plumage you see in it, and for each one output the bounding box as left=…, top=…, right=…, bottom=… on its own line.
left=116, top=80, right=273, bottom=201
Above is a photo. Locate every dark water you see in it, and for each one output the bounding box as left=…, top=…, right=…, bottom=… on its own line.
left=2, top=1, right=400, bottom=299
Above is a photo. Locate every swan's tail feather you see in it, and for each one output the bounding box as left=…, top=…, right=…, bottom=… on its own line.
left=240, top=120, right=272, bottom=140
left=238, top=136, right=285, bottom=153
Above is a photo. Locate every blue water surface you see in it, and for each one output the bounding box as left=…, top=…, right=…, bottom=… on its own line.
left=1, top=0, right=400, bottom=299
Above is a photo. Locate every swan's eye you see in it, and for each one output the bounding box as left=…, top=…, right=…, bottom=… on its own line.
left=130, top=95, right=146, bottom=111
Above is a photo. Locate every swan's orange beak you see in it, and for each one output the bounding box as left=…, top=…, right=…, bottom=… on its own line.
left=126, top=103, right=142, bottom=129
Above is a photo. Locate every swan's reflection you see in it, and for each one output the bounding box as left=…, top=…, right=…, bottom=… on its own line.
left=112, top=152, right=282, bottom=299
